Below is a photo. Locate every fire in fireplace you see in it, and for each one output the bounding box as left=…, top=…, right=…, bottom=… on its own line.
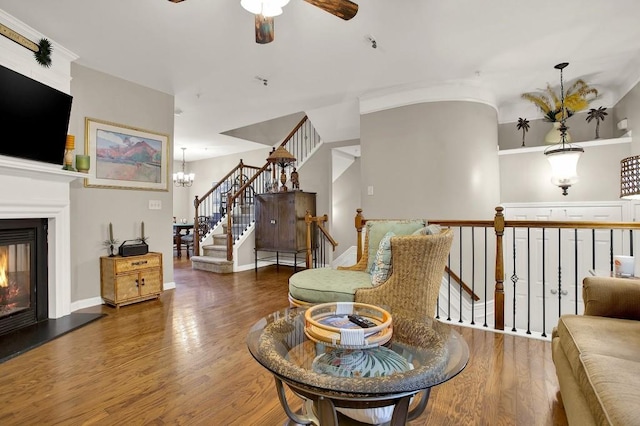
left=0, top=219, right=48, bottom=336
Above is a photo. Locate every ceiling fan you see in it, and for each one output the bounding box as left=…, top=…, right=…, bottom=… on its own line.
left=168, top=0, right=359, bottom=44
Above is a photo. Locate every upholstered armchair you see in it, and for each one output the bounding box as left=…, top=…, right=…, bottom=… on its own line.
left=288, top=219, right=454, bottom=319
left=353, top=230, right=453, bottom=319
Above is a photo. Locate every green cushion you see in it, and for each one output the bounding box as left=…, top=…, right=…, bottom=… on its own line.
left=289, top=268, right=373, bottom=303
left=365, top=220, right=426, bottom=271
left=370, top=231, right=394, bottom=285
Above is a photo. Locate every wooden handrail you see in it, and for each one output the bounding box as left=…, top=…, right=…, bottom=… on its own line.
left=195, top=160, right=244, bottom=210
left=503, top=220, right=640, bottom=230
left=276, top=115, right=308, bottom=150
left=445, top=266, right=480, bottom=301
left=305, top=212, right=338, bottom=268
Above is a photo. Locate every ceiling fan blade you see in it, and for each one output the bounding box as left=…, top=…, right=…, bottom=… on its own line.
left=167, top=0, right=185, bottom=3
left=303, top=0, right=358, bottom=20
left=255, top=15, right=274, bottom=44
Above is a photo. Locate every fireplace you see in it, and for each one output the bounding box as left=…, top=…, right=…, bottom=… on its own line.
left=0, top=154, right=80, bottom=321
left=0, top=219, right=48, bottom=335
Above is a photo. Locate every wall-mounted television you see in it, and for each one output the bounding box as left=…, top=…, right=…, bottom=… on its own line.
left=0, top=64, right=73, bottom=166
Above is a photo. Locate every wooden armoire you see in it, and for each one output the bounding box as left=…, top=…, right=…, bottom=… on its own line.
left=254, top=191, right=316, bottom=268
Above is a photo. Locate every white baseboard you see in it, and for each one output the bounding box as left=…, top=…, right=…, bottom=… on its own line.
left=70, top=297, right=103, bottom=312
left=164, top=281, right=176, bottom=290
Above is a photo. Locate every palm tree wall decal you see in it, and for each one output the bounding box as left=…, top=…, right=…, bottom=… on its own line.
left=585, top=106, right=608, bottom=139
left=516, top=117, right=530, bottom=147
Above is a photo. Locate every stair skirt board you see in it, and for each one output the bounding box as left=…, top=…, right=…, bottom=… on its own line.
left=331, top=246, right=357, bottom=268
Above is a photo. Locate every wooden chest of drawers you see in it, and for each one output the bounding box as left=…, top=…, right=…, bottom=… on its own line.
left=100, top=252, right=163, bottom=308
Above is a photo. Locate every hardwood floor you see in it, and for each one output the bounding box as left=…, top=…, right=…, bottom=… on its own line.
left=0, top=258, right=569, bottom=425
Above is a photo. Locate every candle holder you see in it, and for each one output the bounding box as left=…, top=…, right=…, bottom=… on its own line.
left=62, top=135, right=76, bottom=171
left=103, top=222, right=118, bottom=256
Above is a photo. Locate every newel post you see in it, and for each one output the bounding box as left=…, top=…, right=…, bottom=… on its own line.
left=227, top=194, right=233, bottom=261
left=355, top=209, right=365, bottom=262
left=305, top=210, right=313, bottom=269
left=194, top=195, right=200, bottom=255
left=494, top=206, right=505, bottom=330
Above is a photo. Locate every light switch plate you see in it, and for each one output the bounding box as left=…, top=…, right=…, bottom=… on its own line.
left=149, top=200, right=162, bottom=210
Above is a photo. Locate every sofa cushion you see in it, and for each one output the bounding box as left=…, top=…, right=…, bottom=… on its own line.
left=370, top=231, right=394, bottom=286
left=365, top=220, right=426, bottom=271
left=289, top=268, right=373, bottom=304
left=556, top=314, right=640, bottom=424
left=583, top=277, right=640, bottom=320
left=579, top=352, right=640, bottom=426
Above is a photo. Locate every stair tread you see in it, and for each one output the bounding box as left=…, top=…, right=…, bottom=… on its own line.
left=191, top=255, right=232, bottom=264
left=202, top=244, right=227, bottom=249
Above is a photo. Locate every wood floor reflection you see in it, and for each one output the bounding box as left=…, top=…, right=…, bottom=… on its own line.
left=0, top=258, right=568, bottom=425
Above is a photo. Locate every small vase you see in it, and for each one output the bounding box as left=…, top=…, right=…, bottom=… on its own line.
left=545, top=122, right=572, bottom=144
left=75, top=155, right=90, bottom=173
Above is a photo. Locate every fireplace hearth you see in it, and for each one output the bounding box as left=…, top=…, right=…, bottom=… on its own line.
left=0, top=217, right=105, bottom=364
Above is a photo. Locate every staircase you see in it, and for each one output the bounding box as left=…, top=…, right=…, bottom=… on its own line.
left=191, top=116, right=321, bottom=273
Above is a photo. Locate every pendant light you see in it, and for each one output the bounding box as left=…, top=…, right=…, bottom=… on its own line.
left=620, top=155, right=640, bottom=199
left=241, top=0, right=290, bottom=17
left=173, top=147, right=195, bottom=187
left=544, top=62, right=584, bottom=196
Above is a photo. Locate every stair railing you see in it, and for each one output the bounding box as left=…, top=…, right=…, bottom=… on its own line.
left=305, top=211, right=338, bottom=268
left=193, top=159, right=265, bottom=255
left=225, top=164, right=272, bottom=260
left=223, top=115, right=321, bottom=261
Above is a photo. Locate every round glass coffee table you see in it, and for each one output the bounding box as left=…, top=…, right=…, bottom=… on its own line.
left=247, top=307, right=469, bottom=426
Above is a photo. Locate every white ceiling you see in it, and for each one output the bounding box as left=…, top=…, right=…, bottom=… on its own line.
left=2, top=0, right=640, bottom=161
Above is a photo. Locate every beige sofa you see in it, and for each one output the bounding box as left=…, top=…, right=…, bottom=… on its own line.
left=552, top=276, right=640, bottom=425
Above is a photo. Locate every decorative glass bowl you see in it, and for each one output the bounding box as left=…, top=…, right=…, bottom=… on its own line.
left=304, top=302, right=392, bottom=349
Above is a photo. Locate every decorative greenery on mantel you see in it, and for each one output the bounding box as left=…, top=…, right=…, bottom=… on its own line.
left=0, top=23, right=53, bottom=67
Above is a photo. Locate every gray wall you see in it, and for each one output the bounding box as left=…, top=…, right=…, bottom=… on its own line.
left=69, top=64, right=174, bottom=302
left=499, top=143, right=630, bottom=203
left=360, top=101, right=500, bottom=220
left=615, top=82, right=640, bottom=152
left=332, top=155, right=361, bottom=257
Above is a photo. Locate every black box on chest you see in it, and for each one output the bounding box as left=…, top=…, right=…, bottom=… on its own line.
left=118, top=240, right=149, bottom=257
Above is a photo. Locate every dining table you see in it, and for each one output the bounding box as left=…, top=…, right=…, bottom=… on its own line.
left=173, top=222, right=194, bottom=258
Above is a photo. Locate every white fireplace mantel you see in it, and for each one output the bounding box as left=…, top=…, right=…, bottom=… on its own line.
left=0, top=154, right=84, bottom=318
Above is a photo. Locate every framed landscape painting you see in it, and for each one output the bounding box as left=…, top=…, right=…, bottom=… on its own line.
left=84, top=118, right=169, bottom=191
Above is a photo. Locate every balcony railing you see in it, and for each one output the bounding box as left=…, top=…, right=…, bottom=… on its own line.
left=350, top=207, right=640, bottom=339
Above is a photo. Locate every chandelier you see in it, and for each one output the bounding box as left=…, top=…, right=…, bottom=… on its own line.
left=173, top=147, right=195, bottom=187
left=240, top=0, right=290, bottom=17
left=543, top=62, right=584, bottom=196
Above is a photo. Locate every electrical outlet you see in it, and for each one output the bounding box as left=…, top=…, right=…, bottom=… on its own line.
left=148, top=200, right=162, bottom=210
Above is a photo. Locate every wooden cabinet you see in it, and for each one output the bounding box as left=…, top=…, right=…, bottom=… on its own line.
left=100, top=252, right=163, bottom=308
left=255, top=191, right=316, bottom=253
